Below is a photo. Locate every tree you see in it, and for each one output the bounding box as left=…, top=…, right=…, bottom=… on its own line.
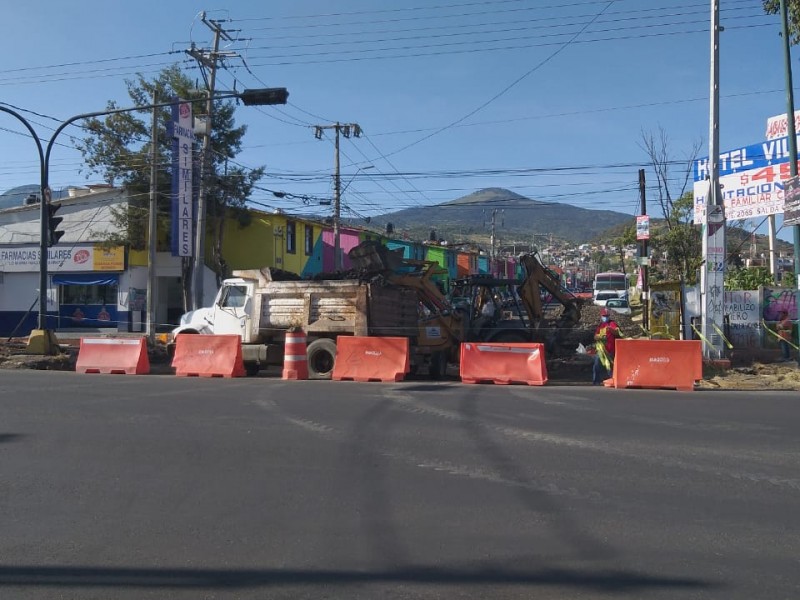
left=639, top=127, right=704, bottom=282
left=725, top=266, right=775, bottom=290
left=76, top=64, right=264, bottom=306
left=763, top=1, right=800, bottom=44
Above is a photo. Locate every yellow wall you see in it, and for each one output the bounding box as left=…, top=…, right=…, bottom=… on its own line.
left=219, top=211, right=323, bottom=275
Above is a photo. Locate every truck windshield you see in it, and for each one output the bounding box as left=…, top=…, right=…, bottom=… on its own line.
left=221, top=285, right=247, bottom=308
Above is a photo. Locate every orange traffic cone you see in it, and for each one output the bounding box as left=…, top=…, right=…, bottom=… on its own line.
left=282, top=329, right=309, bottom=380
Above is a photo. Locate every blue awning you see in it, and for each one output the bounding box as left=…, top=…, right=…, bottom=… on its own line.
left=52, top=273, right=119, bottom=286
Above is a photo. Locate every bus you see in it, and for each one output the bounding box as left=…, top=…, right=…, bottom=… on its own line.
left=593, top=272, right=629, bottom=305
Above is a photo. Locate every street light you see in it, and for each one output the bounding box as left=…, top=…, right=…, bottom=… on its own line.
left=0, top=88, right=287, bottom=354
left=334, top=164, right=374, bottom=270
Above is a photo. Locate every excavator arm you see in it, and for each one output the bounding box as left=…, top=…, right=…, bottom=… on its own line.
left=519, top=254, right=582, bottom=328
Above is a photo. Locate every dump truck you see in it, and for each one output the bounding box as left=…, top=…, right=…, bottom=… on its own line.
left=170, top=243, right=463, bottom=378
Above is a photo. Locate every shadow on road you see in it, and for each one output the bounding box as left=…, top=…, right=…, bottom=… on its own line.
left=0, top=564, right=717, bottom=593
left=458, top=391, right=610, bottom=561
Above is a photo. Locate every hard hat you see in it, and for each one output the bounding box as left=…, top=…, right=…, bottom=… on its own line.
left=600, top=308, right=610, bottom=317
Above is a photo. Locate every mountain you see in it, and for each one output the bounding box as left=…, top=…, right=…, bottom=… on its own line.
left=364, top=188, right=634, bottom=244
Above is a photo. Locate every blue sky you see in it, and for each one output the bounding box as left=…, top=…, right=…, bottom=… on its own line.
left=0, top=0, right=796, bottom=240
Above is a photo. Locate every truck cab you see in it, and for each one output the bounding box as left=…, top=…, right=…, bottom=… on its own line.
left=172, top=278, right=256, bottom=341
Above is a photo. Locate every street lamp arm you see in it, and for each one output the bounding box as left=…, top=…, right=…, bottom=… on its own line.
left=41, top=92, right=243, bottom=179
left=0, top=106, right=45, bottom=176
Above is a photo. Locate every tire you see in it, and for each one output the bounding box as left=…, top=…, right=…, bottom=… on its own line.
left=306, top=338, right=338, bottom=380
left=244, top=362, right=260, bottom=377
left=429, top=351, right=448, bottom=380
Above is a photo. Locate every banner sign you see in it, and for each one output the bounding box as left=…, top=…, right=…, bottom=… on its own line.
left=693, top=135, right=800, bottom=222
left=766, top=110, right=800, bottom=140
left=0, top=244, right=125, bottom=273
left=170, top=99, right=195, bottom=257
left=636, top=215, right=650, bottom=240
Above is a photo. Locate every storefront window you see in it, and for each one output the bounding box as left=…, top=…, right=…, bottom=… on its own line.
left=61, top=284, right=117, bottom=306
left=59, top=283, right=118, bottom=328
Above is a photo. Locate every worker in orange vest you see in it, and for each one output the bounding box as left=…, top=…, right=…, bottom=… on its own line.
left=593, top=308, right=621, bottom=385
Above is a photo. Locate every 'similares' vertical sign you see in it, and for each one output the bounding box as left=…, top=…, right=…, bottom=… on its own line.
left=171, top=100, right=195, bottom=256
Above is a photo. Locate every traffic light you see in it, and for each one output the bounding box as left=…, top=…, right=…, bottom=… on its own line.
left=47, top=202, right=64, bottom=247
left=239, top=87, right=289, bottom=106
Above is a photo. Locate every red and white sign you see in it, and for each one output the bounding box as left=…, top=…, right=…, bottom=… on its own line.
left=766, top=110, right=800, bottom=140
left=636, top=215, right=650, bottom=240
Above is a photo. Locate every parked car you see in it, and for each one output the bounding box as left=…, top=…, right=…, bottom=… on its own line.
left=593, top=291, right=620, bottom=307
left=605, top=297, right=632, bottom=316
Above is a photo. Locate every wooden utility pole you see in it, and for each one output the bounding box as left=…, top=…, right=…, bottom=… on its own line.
left=187, top=13, right=234, bottom=310
left=313, top=122, right=362, bottom=270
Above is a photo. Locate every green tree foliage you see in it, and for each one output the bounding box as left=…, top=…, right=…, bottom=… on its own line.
left=763, top=1, right=800, bottom=44
left=782, top=270, right=797, bottom=288
left=725, top=266, right=775, bottom=290
left=76, top=64, right=263, bottom=279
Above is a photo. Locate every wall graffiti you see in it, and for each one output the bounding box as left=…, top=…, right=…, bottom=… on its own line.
left=762, top=288, right=797, bottom=321
left=724, top=290, right=761, bottom=347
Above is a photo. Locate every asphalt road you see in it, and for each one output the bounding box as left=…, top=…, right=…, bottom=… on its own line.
left=0, top=370, right=797, bottom=599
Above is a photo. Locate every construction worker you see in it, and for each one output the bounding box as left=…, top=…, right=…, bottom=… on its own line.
left=593, top=308, right=621, bottom=385
left=776, top=310, right=793, bottom=362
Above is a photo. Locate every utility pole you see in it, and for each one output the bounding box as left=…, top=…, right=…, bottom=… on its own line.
left=146, top=93, right=158, bottom=344
left=701, top=0, right=726, bottom=360
left=779, top=0, right=800, bottom=362
left=639, top=168, right=649, bottom=331
left=313, top=122, right=362, bottom=270
left=489, top=209, right=504, bottom=261
left=187, top=13, right=235, bottom=310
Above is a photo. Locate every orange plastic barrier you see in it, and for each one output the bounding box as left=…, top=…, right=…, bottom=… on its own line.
left=610, top=339, right=702, bottom=391
left=76, top=337, right=150, bottom=375
left=332, top=336, right=410, bottom=382
left=282, top=330, right=309, bottom=380
left=460, top=342, right=547, bottom=386
left=172, top=334, right=245, bottom=378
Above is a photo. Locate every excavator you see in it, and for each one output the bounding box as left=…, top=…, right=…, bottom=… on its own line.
left=449, top=253, right=583, bottom=353
left=348, top=242, right=584, bottom=371
left=349, top=241, right=465, bottom=377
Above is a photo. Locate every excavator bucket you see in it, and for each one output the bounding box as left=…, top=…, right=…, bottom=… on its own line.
left=349, top=241, right=408, bottom=274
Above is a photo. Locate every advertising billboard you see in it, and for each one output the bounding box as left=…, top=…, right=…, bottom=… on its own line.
left=693, top=134, right=800, bottom=222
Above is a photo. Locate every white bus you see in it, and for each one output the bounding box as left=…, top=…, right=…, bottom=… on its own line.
left=593, top=272, right=629, bottom=305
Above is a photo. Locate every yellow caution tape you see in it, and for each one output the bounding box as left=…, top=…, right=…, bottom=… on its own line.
left=711, top=323, right=734, bottom=350
left=690, top=324, right=716, bottom=350
left=761, top=319, right=800, bottom=351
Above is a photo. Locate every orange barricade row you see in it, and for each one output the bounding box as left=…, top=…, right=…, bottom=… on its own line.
left=460, top=342, right=548, bottom=386
left=610, top=339, right=702, bottom=391
left=76, top=337, right=150, bottom=375
left=282, top=330, right=309, bottom=380
left=172, top=334, right=245, bottom=378
left=332, top=336, right=410, bottom=382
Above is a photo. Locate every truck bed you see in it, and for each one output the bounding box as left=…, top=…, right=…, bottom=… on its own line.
left=255, top=280, right=419, bottom=338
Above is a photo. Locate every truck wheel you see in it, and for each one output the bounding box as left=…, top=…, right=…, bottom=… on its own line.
left=307, top=338, right=337, bottom=380
left=429, top=351, right=448, bottom=380
left=245, top=362, right=260, bottom=377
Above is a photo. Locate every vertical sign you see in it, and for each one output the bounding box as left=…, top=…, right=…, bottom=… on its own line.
left=171, top=100, right=194, bottom=256
left=636, top=215, right=650, bottom=240
left=783, top=175, right=800, bottom=227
